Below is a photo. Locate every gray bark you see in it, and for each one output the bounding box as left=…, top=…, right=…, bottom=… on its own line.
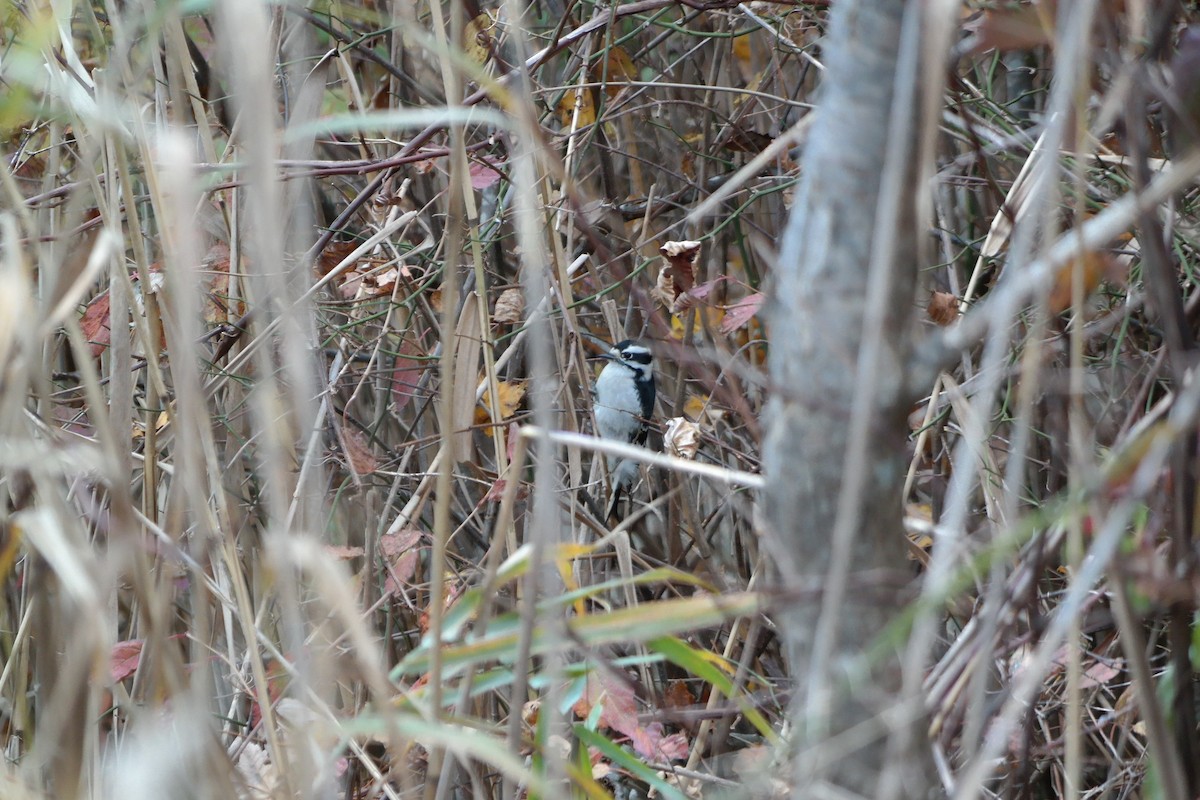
left=764, top=0, right=934, bottom=796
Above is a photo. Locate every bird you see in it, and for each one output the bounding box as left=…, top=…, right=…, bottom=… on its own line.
left=592, top=339, right=656, bottom=519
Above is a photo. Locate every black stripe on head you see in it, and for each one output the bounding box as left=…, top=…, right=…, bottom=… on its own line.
left=614, top=340, right=652, bottom=364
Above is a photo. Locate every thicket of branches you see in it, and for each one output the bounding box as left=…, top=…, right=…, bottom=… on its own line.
left=2, top=1, right=1200, bottom=798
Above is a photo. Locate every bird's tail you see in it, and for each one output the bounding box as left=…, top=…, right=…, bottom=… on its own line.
left=604, top=457, right=641, bottom=521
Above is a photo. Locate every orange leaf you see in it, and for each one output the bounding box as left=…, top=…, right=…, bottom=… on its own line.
left=663, top=680, right=695, bottom=710
left=1046, top=250, right=1120, bottom=314
left=926, top=291, right=959, bottom=326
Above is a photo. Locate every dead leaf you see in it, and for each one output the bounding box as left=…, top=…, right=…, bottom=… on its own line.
left=717, top=124, right=774, bottom=154
left=201, top=243, right=244, bottom=324
left=664, top=417, right=700, bottom=459
left=324, top=545, right=365, bottom=560
left=338, top=270, right=365, bottom=300
left=1167, top=25, right=1200, bottom=156
left=654, top=268, right=678, bottom=309
left=418, top=579, right=466, bottom=633
left=926, top=291, right=959, bottom=326
left=374, top=267, right=399, bottom=295
left=482, top=477, right=508, bottom=503
left=493, top=287, right=524, bottom=323
left=663, top=680, right=695, bottom=711
left=341, top=423, right=377, bottom=475
left=451, top=296, right=483, bottom=462
left=654, top=241, right=700, bottom=309
left=965, top=2, right=1056, bottom=54
left=317, top=240, right=359, bottom=278
left=1082, top=658, right=1123, bottom=689
left=732, top=32, right=752, bottom=64
left=379, top=528, right=423, bottom=596
left=670, top=307, right=725, bottom=341
left=718, top=292, right=764, bottom=335
left=522, top=699, right=541, bottom=729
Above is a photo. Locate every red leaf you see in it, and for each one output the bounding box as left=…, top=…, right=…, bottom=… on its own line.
left=110, top=639, right=144, bottom=683
left=718, top=292, right=764, bottom=334
left=630, top=723, right=689, bottom=762
left=390, top=336, right=428, bottom=412
left=483, top=478, right=507, bottom=503
left=80, top=291, right=111, bottom=357
left=574, top=669, right=649, bottom=742
left=469, top=158, right=504, bottom=190
left=674, top=276, right=728, bottom=312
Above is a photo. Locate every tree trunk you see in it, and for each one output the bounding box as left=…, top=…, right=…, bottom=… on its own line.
left=764, top=0, right=933, bottom=796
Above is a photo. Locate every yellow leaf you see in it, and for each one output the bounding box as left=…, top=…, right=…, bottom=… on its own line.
left=463, top=12, right=496, bottom=67
left=557, top=87, right=595, bottom=127
left=669, top=308, right=726, bottom=341
left=476, top=380, right=526, bottom=424
left=682, top=394, right=710, bottom=422
left=597, top=46, right=636, bottom=97
left=732, top=33, right=752, bottom=63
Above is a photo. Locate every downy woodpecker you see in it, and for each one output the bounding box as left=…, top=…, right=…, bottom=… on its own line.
left=592, top=340, right=655, bottom=518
